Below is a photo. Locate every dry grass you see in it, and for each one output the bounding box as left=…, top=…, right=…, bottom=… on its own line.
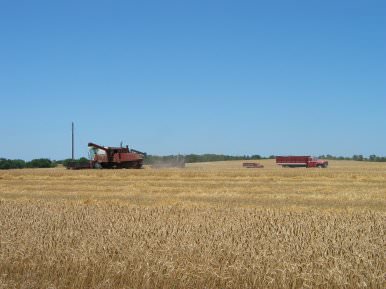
left=0, top=160, right=385, bottom=288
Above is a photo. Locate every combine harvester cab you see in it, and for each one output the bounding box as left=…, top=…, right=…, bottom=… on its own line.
left=276, top=156, right=328, bottom=168
left=88, top=142, right=146, bottom=169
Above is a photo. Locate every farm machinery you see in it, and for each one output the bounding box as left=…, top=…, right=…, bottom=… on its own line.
left=276, top=156, right=328, bottom=168
left=88, top=142, right=146, bottom=169
left=66, top=142, right=146, bottom=169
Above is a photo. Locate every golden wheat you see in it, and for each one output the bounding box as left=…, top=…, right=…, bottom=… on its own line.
left=0, top=160, right=385, bottom=288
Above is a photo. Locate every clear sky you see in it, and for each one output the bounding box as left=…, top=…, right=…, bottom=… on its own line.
left=0, top=0, right=385, bottom=160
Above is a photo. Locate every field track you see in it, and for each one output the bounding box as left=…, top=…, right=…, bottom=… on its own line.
left=0, top=160, right=385, bottom=288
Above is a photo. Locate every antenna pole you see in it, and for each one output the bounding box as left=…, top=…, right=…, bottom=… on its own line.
left=72, top=122, right=74, bottom=160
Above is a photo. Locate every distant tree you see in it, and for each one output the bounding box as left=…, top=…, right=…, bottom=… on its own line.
left=12, top=159, right=26, bottom=169
left=26, top=159, right=55, bottom=168
left=0, top=159, right=26, bottom=169
left=251, top=155, right=261, bottom=159
left=185, top=154, right=200, bottom=163
left=367, top=155, right=386, bottom=162
left=369, top=155, right=377, bottom=161
left=78, top=157, right=89, bottom=164
left=0, top=159, right=11, bottom=169
left=352, top=155, right=364, bottom=161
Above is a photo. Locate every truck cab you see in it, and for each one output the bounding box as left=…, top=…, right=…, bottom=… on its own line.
left=308, top=157, right=328, bottom=168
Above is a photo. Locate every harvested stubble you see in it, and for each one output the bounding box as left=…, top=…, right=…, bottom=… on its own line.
left=0, top=160, right=385, bottom=289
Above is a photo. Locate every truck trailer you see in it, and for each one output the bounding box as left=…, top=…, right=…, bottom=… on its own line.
left=276, top=156, right=328, bottom=168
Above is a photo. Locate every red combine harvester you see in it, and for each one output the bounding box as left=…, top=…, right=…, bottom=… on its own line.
left=88, top=142, right=145, bottom=169
left=276, top=156, right=328, bottom=168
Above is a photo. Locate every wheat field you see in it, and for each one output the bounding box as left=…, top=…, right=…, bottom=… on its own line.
left=0, top=160, right=385, bottom=288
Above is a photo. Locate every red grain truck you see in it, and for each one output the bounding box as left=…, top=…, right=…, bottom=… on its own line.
left=276, top=156, right=328, bottom=168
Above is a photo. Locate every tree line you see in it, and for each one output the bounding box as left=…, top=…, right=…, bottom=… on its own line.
left=1, top=154, right=386, bottom=169
left=318, top=154, right=386, bottom=162
left=143, top=154, right=265, bottom=165
left=0, top=157, right=89, bottom=170
left=0, top=158, right=56, bottom=169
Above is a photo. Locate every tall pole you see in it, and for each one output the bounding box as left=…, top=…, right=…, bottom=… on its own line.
left=72, top=122, right=74, bottom=160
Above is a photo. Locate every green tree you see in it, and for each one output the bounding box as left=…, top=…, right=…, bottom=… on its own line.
left=26, top=159, right=55, bottom=168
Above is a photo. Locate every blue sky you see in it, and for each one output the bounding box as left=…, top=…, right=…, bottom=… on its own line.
left=0, top=0, right=385, bottom=160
